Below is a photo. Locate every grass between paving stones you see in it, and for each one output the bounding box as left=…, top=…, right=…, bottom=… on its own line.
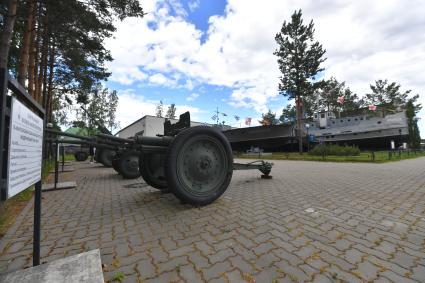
left=238, top=150, right=425, bottom=163
left=0, top=159, right=54, bottom=238
left=112, top=271, right=125, bottom=282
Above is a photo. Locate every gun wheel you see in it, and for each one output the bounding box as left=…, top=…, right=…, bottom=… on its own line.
left=139, top=153, right=168, bottom=191
left=118, top=150, right=141, bottom=179
left=74, top=151, right=88, bottom=162
left=98, top=148, right=115, bottom=167
left=166, top=126, right=233, bottom=206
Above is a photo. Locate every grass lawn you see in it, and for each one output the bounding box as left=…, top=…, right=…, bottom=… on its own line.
left=238, top=150, right=425, bottom=163
left=64, top=154, right=76, bottom=161
left=0, top=159, right=54, bottom=238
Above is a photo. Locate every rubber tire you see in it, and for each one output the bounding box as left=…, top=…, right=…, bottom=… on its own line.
left=165, top=126, right=233, bottom=206
left=98, top=149, right=115, bottom=167
left=139, top=153, right=168, bottom=191
left=112, top=152, right=122, bottom=174
left=74, top=151, right=88, bottom=162
left=118, top=150, right=141, bottom=179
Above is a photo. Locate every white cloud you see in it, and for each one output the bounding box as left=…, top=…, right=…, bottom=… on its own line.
left=106, top=0, right=425, bottom=135
left=186, top=93, right=199, bottom=101
left=112, top=67, right=147, bottom=85
left=188, top=0, right=200, bottom=12
left=148, top=73, right=176, bottom=87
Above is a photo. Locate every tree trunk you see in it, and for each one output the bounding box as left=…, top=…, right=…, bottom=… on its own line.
left=35, top=38, right=46, bottom=104
left=296, top=95, right=303, bottom=154
left=37, top=9, right=49, bottom=105
left=46, top=42, right=55, bottom=122
left=34, top=28, right=41, bottom=100
left=0, top=0, right=18, bottom=68
left=17, top=0, right=36, bottom=85
left=40, top=36, right=49, bottom=111
left=28, top=6, right=37, bottom=96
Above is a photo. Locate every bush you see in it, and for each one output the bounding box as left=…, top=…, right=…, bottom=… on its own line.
left=309, top=144, right=360, bottom=156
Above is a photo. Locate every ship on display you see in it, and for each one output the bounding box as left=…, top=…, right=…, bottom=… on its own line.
left=307, top=110, right=408, bottom=149
left=224, top=109, right=409, bottom=151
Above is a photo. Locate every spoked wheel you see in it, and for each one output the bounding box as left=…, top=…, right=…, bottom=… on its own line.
left=165, top=126, right=233, bottom=205
left=98, top=149, right=115, bottom=167
left=139, top=153, right=168, bottom=191
left=118, top=150, right=141, bottom=179
left=74, top=151, right=88, bottom=161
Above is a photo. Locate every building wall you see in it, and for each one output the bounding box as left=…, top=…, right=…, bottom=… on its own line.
left=117, top=116, right=212, bottom=138
left=117, top=117, right=146, bottom=138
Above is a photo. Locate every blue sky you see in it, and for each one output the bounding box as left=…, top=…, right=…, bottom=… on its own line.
left=104, top=0, right=425, bottom=136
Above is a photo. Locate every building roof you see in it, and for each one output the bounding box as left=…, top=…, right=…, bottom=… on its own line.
left=115, top=114, right=215, bottom=135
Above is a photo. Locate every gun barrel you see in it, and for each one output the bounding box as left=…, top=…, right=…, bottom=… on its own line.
left=45, top=138, right=117, bottom=150
left=135, top=136, right=173, bottom=146
left=96, top=133, right=134, bottom=144
left=45, top=129, right=94, bottom=141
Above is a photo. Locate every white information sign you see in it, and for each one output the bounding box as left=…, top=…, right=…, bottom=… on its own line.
left=7, top=97, right=43, bottom=198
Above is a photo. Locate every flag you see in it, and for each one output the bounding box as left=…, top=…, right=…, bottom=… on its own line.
left=337, top=96, right=345, bottom=104
left=368, top=105, right=377, bottom=111
left=234, top=115, right=240, bottom=121
left=245, top=117, right=252, bottom=126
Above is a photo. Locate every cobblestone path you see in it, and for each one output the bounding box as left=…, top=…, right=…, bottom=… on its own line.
left=1, top=158, right=425, bottom=282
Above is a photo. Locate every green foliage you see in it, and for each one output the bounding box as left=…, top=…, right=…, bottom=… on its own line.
left=274, top=9, right=326, bottom=152
left=74, top=83, right=119, bottom=134
left=274, top=9, right=326, bottom=100
left=362, top=80, right=413, bottom=113
left=406, top=100, right=421, bottom=148
left=6, top=0, right=144, bottom=126
left=309, top=144, right=360, bottom=156
left=112, top=271, right=125, bottom=282
left=166, top=103, right=177, bottom=119
left=279, top=105, right=296, bottom=124
left=259, top=109, right=279, bottom=126
left=156, top=100, right=164, bottom=118
left=316, top=77, right=360, bottom=114
left=240, top=150, right=425, bottom=163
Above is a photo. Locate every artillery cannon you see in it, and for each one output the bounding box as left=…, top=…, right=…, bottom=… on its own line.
left=47, top=112, right=273, bottom=205
left=45, top=129, right=142, bottom=179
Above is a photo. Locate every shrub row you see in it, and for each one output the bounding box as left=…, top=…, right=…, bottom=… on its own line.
left=309, top=144, right=360, bottom=156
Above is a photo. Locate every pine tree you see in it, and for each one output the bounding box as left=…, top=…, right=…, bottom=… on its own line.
left=274, top=9, right=326, bottom=153
left=279, top=105, right=296, bottom=124
left=362, top=80, right=410, bottom=115
left=2, top=0, right=144, bottom=126
left=318, top=77, right=345, bottom=112
left=74, top=84, right=119, bottom=135
left=0, top=0, right=18, bottom=68
left=317, top=77, right=360, bottom=115
left=165, top=103, right=177, bottom=119
left=259, top=110, right=278, bottom=126
left=156, top=100, right=164, bottom=117
left=406, top=100, right=421, bottom=148
left=106, top=90, right=119, bottom=132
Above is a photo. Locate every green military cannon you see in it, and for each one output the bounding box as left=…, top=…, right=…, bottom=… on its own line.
left=47, top=112, right=273, bottom=205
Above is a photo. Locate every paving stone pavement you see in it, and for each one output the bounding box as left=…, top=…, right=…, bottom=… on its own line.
left=1, top=158, right=425, bottom=282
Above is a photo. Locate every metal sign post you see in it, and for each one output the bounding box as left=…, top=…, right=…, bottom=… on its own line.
left=0, top=68, right=45, bottom=266
left=54, top=141, right=59, bottom=189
